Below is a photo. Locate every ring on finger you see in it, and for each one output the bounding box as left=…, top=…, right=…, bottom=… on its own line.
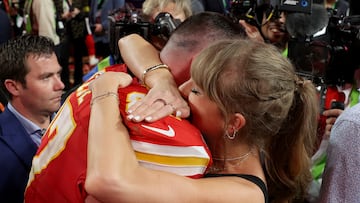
left=155, top=99, right=167, bottom=106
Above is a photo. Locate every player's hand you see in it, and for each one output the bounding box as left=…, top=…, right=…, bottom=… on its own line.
left=323, top=108, right=343, bottom=139
left=89, top=72, right=132, bottom=94
left=239, top=20, right=264, bottom=42
left=126, top=81, right=190, bottom=122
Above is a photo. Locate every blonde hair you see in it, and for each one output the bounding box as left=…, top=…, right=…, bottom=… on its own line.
left=191, top=39, right=319, bottom=202
left=142, top=0, right=192, bottom=20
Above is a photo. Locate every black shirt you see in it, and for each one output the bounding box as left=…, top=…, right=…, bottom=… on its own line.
left=204, top=173, right=268, bottom=203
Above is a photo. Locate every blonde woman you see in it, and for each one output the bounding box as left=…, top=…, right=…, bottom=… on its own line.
left=142, top=0, right=192, bottom=22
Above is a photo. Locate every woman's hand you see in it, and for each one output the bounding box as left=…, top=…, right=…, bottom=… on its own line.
left=126, top=79, right=190, bottom=122
left=118, top=34, right=190, bottom=122
left=89, top=72, right=132, bottom=95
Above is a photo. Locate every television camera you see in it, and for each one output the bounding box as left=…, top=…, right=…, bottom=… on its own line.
left=228, top=0, right=312, bottom=26
left=229, top=0, right=359, bottom=108
left=288, top=12, right=360, bottom=84
left=289, top=11, right=360, bottom=146
left=229, top=0, right=360, bottom=146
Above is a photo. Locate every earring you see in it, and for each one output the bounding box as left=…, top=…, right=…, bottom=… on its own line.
left=226, top=129, right=237, bottom=140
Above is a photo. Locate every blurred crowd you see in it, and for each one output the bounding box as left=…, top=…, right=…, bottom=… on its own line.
left=0, top=0, right=236, bottom=91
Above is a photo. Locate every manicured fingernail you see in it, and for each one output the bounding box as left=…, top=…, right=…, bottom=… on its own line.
left=175, top=111, right=182, bottom=117
left=134, top=116, right=141, bottom=121
left=145, top=116, right=152, bottom=122
left=127, top=109, right=133, bottom=114
left=127, top=114, right=134, bottom=120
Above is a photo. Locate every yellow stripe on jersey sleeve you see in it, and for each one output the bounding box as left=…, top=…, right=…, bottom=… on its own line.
left=135, top=151, right=210, bottom=166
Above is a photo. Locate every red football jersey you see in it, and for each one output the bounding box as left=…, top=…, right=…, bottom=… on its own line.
left=25, top=64, right=212, bottom=202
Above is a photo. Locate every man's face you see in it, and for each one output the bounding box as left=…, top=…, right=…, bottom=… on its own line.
left=260, top=11, right=288, bottom=45
left=17, top=53, right=64, bottom=115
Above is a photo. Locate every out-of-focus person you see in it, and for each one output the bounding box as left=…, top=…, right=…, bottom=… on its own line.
left=142, top=0, right=192, bottom=22
left=89, top=0, right=125, bottom=59
left=30, top=0, right=72, bottom=90
left=319, top=102, right=360, bottom=202
left=0, top=8, right=12, bottom=45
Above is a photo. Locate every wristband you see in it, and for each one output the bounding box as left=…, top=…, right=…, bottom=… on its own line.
left=142, top=64, right=170, bottom=87
left=91, top=92, right=119, bottom=106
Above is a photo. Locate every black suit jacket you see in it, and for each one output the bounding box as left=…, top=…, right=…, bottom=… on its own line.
left=0, top=108, right=37, bottom=203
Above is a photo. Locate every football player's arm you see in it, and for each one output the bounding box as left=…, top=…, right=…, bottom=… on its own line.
left=118, top=34, right=189, bottom=122
left=85, top=72, right=264, bottom=203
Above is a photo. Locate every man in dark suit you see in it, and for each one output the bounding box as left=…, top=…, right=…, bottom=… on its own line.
left=0, top=34, right=65, bottom=202
left=0, top=8, right=12, bottom=45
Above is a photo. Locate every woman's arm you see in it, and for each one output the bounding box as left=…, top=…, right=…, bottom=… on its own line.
left=85, top=72, right=265, bottom=203
left=118, top=34, right=190, bottom=122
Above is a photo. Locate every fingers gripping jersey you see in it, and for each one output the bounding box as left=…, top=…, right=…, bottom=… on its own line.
left=25, top=64, right=212, bottom=202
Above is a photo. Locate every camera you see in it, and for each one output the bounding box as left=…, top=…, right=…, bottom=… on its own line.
left=288, top=13, right=360, bottom=86
left=228, top=0, right=258, bottom=25
left=228, top=0, right=312, bottom=26
left=331, top=101, right=345, bottom=110
left=287, top=11, right=360, bottom=131
left=108, top=4, right=181, bottom=63
left=324, top=14, right=360, bottom=85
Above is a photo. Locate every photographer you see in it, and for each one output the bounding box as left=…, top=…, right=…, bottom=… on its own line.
left=284, top=3, right=360, bottom=202
left=256, top=2, right=289, bottom=53
left=89, top=0, right=124, bottom=59
left=82, top=1, right=190, bottom=83
left=140, top=0, right=193, bottom=50
left=317, top=1, right=360, bottom=201
left=231, top=0, right=290, bottom=53
left=142, top=0, right=192, bottom=22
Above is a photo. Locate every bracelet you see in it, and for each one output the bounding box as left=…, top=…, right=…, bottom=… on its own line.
left=90, top=92, right=119, bottom=106
left=142, top=64, right=170, bottom=87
